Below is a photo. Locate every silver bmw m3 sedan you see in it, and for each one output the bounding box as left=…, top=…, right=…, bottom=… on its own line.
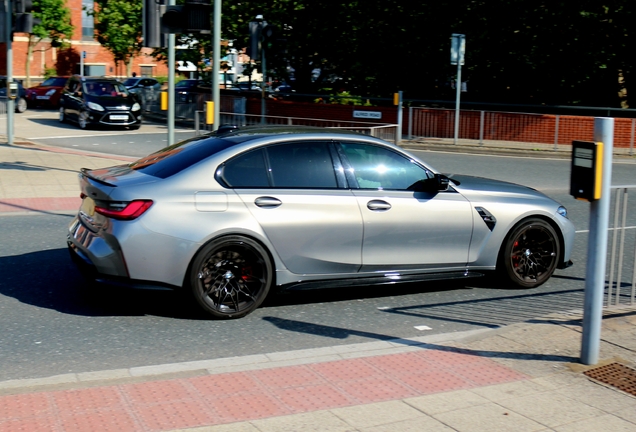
left=67, top=126, right=575, bottom=318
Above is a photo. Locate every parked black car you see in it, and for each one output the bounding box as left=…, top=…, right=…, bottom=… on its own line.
left=59, top=76, right=142, bottom=130
left=0, top=76, right=28, bottom=113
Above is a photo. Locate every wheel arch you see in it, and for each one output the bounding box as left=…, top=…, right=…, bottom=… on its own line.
left=182, top=232, right=278, bottom=289
left=497, top=214, right=566, bottom=270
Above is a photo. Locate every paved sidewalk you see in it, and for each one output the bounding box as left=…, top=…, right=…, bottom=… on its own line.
left=0, top=133, right=635, bottom=431
left=0, top=309, right=634, bottom=432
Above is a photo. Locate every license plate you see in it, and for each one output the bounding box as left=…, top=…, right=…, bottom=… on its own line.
left=110, top=115, right=128, bottom=120
left=36, top=95, right=50, bottom=99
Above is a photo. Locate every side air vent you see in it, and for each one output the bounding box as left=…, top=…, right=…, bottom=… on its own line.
left=475, top=207, right=496, bottom=231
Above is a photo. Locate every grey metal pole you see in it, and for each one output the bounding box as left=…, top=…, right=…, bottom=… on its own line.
left=261, top=43, right=266, bottom=124
left=6, top=0, right=14, bottom=145
left=453, top=59, right=461, bottom=145
left=167, top=0, right=175, bottom=146
left=580, top=117, right=614, bottom=365
left=211, top=0, right=220, bottom=131
left=396, top=91, right=403, bottom=145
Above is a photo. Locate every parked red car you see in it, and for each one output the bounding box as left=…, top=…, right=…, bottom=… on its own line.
left=26, top=76, right=69, bottom=108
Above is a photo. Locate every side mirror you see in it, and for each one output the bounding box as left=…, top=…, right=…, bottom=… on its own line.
left=436, top=173, right=450, bottom=191
left=408, top=174, right=450, bottom=193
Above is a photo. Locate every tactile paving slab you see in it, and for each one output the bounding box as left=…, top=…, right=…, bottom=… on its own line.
left=583, top=362, right=636, bottom=397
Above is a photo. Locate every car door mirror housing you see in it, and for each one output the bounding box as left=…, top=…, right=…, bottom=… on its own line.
left=409, top=174, right=450, bottom=193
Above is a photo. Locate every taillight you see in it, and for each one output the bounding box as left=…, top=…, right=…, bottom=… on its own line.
left=94, top=200, right=153, bottom=220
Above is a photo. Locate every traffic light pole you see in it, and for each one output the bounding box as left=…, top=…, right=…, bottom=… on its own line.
left=211, top=0, right=220, bottom=130
left=167, top=0, right=175, bottom=146
left=4, top=0, right=14, bottom=145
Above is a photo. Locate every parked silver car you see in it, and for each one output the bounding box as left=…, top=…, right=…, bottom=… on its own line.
left=67, top=126, right=575, bottom=318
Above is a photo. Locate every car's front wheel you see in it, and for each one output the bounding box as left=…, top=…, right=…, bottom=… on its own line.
left=78, top=110, right=90, bottom=129
left=190, top=236, right=273, bottom=319
left=498, top=218, right=560, bottom=288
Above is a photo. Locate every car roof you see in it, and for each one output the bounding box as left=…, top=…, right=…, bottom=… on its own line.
left=212, top=125, right=384, bottom=145
left=73, top=75, right=121, bottom=82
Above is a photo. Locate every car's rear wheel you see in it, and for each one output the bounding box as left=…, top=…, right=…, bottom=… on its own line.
left=498, top=218, right=560, bottom=288
left=190, top=236, right=273, bottom=319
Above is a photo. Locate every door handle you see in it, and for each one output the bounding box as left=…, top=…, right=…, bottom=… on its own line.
left=367, top=200, right=392, bottom=211
left=254, top=196, right=282, bottom=208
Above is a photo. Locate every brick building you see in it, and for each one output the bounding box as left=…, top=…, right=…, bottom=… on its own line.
left=1, top=0, right=168, bottom=85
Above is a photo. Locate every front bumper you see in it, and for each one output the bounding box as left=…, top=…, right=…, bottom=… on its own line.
left=86, top=109, right=142, bottom=127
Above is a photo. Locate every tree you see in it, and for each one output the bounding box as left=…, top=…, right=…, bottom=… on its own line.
left=25, top=0, right=74, bottom=87
left=85, top=0, right=143, bottom=77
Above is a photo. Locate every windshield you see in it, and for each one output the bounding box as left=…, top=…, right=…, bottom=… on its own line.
left=122, top=78, right=140, bottom=86
left=40, top=77, right=67, bottom=87
left=175, top=80, right=196, bottom=88
left=84, top=81, right=130, bottom=97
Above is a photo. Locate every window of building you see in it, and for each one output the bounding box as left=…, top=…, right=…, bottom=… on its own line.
left=140, top=66, right=154, bottom=77
left=82, top=0, right=95, bottom=41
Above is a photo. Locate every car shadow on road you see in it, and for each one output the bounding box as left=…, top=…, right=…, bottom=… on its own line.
left=0, top=248, right=207, bottom=319
left=261, top=316, right=579, bottom=363
left=0, top=248, right=588, bottom=326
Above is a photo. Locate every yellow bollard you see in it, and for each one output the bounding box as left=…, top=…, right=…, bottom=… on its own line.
left=161, top=92, right=168, bottom=111
left=206, top=101, right=214, bottom=125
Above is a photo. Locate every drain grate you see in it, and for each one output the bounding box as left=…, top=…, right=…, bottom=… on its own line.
left=583, top=362, right=636, bottom=397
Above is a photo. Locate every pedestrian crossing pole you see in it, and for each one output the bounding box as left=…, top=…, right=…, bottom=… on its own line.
left=451, top=34, right=465, bottom=145
left=580, top=117, right=614, bottom=365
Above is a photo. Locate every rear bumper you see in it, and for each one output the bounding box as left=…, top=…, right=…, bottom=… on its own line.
left=67, top=241, right=179, bottom=291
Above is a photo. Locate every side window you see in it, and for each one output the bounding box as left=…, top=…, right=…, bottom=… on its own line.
left=266, top=142, right=338, bottom=188
left=341, top=143, right=433, bottom=190
left=221, top=148, right=269, bottom=188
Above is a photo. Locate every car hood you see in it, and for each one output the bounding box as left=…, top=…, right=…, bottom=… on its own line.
left=447, top=174, right=549, bottom=199
left=28, top=86, right=61, bottom=93
left=85, top=94, right=137, bottom=107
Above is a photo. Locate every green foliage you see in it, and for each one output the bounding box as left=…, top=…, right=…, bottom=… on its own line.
left=43, top=65, right=57, bottom=79
left=24, top=0, right=74, bottom=86
left=86, top=0, right=143, bottom=71
left=32, top=0, right=74, bottom=45
left=220, top=0, right=635, bottom=108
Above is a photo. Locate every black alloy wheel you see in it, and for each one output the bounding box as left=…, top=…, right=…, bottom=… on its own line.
left=499, top=218, right=560, bottom=288
left=190, top=236, right=273, bottom=319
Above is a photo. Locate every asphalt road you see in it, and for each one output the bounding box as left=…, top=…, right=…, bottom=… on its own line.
left=3, top=147, right=634, bottom=382
left=1, top=114, right=635, bottom=382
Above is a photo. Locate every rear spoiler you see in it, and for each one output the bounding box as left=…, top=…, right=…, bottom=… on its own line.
left=80, top=168, right=116, bottom=187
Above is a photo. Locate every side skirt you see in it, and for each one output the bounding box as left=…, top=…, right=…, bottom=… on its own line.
left=279, top=271, right=484, bottom=291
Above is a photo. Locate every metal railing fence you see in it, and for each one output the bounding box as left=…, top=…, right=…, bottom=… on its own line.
left=606, top=185, right=636, bottom=307
left=407, top=107, right=636, bottom=155
left=198, top=112, right=399, bottom=143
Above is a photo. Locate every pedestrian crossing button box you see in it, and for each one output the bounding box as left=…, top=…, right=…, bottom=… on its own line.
left=570, top=140, right=603, bottom=202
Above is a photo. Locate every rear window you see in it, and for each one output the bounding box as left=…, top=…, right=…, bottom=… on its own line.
left=128, top=136, right=235, bottom=179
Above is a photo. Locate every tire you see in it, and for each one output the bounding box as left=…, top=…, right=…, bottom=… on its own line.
left=59, top=106, right=66, bottom=123
left=190, top=235, right=273, bottom=319
left=78, top=110, right=90, bottom=130
left=498, top=218, right=560, bottom=288
left=15, top=97, right=27, bottom=113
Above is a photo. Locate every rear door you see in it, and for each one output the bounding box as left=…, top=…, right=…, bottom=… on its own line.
left=220, top=141, right=363, bottom=275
